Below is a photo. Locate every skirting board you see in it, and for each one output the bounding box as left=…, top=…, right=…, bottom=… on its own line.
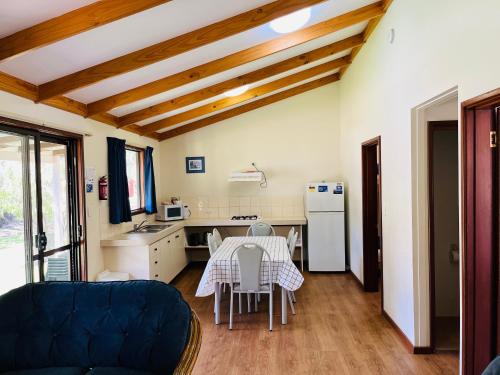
left=382, top=310, right=433, bottom=354
left=349, top=271, right=432, bottom=354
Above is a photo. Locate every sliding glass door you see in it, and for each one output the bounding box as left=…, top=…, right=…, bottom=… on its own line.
left=0, top=132, right=33, bottom=294
left=0, top=123, right=84, bottom=294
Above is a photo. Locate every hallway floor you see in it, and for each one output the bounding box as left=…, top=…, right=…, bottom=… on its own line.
left=173, top=263, right=459, bottom=375
left=435, top=317, right=460, bottom=352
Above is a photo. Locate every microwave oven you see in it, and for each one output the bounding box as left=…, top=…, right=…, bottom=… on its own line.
left=156, top=204, right=184, bottom=221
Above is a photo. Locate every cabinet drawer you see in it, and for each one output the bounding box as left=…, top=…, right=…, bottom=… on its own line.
left=173, top=229, right=185, bottom=243
left=150, top=269, right=161, bottom=281
left=149, top=242, right=161, bottom=258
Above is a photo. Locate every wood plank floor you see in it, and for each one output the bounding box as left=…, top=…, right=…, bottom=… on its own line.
left=173, top=263, right=458, bottom=375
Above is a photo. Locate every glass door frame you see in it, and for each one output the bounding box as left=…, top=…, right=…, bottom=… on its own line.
left=0, top=116, right=87, bottom=282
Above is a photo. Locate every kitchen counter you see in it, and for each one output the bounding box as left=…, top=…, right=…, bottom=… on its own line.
left=100, top=216, right=307, bottom=247
left=184, top=217, right=307, bottom=227
left=100, top=221, right=185, bottom=247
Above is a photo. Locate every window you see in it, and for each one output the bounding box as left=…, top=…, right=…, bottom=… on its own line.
left=125, top=146, right=145, bottom=213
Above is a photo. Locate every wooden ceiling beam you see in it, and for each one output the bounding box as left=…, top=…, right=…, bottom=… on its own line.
left=158, top=74, right=339, bottom=141
left=140, top=57, right=349, bottom=134
left=86, top=1, right=384, bottom=116
left=118, top=34, right=363, bottom=127
left=0, top=72, right=159, bottom=139
left=0, top=0, right=171, bottom=61
left=37, top=0, right=326, bottom=101
left=0, top=71, right=38, bottom=101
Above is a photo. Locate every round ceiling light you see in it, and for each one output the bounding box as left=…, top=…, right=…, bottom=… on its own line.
left=270, top=8, right=311, bottom=34
left=223, top=85, right=250, bottom=97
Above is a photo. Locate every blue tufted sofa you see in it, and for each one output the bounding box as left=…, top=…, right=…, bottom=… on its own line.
left=0, top=281, right=201, bottom=375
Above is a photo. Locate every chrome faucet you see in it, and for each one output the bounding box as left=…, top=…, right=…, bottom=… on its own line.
left=133, top=220, right=148, bottom=232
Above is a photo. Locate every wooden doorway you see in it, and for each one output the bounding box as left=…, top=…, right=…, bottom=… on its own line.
left=362, top=137, right=383, bottom=297
left=428, top=121, right=460, bottom=352
left=462, top=89, right=500, bottom=374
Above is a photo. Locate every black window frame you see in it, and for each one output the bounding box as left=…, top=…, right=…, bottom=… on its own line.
left=125, top=145, right=145, bottom=216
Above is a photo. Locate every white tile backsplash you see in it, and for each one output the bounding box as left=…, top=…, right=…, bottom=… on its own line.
left=239, top=197, right=250, bottom=207
left=179, top=195, right=304, bottom=219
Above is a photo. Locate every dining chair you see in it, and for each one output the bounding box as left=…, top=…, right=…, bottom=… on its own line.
left=287, top=231, right=299, bottom=313
left=207, top=233, right=219, bottom=257
left=212, top=228, right=223, bottom=248
left=207, top=233, right=232, bottom=310
left=286, top=227, right=296, bottom=246
left=246, top=222, right=275, bottom=237
left=229, top=243, right=273, bottom=331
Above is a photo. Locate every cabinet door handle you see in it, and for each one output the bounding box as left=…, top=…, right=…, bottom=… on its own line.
left=154, top=248, right=158, bottom=251
left=168, top=240, right=171, bottom=243
left=175, top=235, right=180, bottom=238
left=154, top=261, right=158, bottom=264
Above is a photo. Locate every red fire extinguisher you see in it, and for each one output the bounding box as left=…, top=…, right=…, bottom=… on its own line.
left=99, top=176, right=108, bottom=200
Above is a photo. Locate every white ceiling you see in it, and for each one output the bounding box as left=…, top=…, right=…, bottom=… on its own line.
left=0, top=0, right=377, bottom=134
left=0, top=0, right=96, bottom=38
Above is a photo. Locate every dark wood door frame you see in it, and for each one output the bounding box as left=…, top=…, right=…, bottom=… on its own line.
left=462, top=88, right=500, bottom=375
left=428, top=120, right=459, bottom=352
left=362, top=136, right=383, bottom=304
left=0, top=116, right=88, bottom=281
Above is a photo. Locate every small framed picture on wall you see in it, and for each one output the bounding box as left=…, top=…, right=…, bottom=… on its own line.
left=186, top=156, right=205, bottom=173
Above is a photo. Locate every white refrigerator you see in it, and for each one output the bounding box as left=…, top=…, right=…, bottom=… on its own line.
left=305, top=182, right=345, bottom=272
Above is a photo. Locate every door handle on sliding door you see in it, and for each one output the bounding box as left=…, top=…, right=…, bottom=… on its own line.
left=35, top=232, right=47, bottom=251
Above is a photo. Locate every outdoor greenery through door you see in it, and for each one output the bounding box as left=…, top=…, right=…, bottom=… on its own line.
left=0, top=119, right=85, bottom=295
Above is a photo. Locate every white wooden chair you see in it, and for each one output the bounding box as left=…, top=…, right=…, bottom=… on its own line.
left=208, top=233, right=234, bottom=310
left=246, top=222, right=275, bottom=237
left=229, top=243, right=273, bottom=331
left=212, top=228, right=223, bottom=248
left=207, top=233, right=219, bottom=257
left=286, top=227, right=296, bottom=246
left=287, top=231, right=299, bottom=313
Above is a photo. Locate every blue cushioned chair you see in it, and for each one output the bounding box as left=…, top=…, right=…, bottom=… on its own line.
left=0, top=281, right=201, bottom=375
left=484, top=356, right=500, bottom=375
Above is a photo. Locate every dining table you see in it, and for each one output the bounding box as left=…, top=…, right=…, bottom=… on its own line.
left=195, top=236, right=304, bottom=325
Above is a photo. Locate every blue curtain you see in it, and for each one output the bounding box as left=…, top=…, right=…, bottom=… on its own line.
left=144, top=146, right=157, bottom=214
left=107, top=137, right=131, bottom=224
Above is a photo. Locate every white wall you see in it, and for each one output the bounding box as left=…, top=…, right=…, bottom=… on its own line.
left=0, top=91, right=160, bottom=281
left=159, top=84, right=342, bottom=219
left=339, top=0, right=500, bottom=345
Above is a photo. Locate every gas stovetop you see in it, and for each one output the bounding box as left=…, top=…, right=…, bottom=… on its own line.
left=231, top=215, right=261, bottom=221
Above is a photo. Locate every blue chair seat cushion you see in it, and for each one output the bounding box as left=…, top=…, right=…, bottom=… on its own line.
left=86, top=368, right=154, bottom=375
left=0, top=281, right=191, bottom=375
left=1, top=367, right=87, bottom=375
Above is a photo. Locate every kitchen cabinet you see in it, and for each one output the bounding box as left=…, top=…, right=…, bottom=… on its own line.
left=102, top=228, right=188, bottom=283
left=159, top=229, right=187, bottom=283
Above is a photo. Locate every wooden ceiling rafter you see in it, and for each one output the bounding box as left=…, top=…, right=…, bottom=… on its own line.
left=37, top=0, right=327, bottom=101
left=0, top=0, right=172, bottom=61
left=0, top=1, right=393, bottom=142
left=86, top=1, right=385, bottom=116
left=158, top=74, right=339, bottom=140
left=140, top=56, right=350, bottom=135
left=154, top=0, right=394, bottom=141
left=0, top=72, right=160, bottom=140
left=118, top=34, right=364, bottom=128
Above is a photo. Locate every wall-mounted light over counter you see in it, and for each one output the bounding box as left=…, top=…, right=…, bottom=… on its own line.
left=228, top=162, right=268, bottom=188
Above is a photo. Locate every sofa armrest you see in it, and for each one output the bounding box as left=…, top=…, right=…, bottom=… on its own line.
left=173, top=310, right=202, bottom=375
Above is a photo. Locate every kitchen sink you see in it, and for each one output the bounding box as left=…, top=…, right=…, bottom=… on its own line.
left=127, top=224, right=172, bottom=233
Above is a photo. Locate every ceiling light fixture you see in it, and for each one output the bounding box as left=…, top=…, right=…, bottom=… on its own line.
left=223, top=85, right=250, bottom=97
left=269, top=8, right=311, bottom=34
